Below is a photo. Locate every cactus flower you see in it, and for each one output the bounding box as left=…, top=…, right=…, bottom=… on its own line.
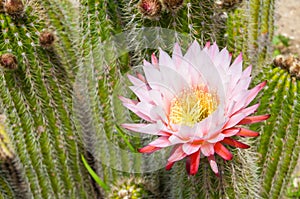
left=121, top=41, right=269, bottom=175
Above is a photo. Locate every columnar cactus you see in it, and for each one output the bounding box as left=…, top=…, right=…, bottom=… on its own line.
left=0, top=0, right=299, bottom=199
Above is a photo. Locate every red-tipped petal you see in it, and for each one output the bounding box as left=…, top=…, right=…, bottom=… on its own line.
left=208, top=155, right=219, bottom=176
left=186, top=150, right=201, bottom=175
left=245, top=81, right=267, bottom=106
left=138, top=145, right=161, bottom=153
left=148, top=137, right=171, bottom=148
left=236, top=128, right=259, bottom=137
left=168, top=145, right=186, bottom=163
left=166, top=161, right=175, bottom=170
left=221, top=137, right=250, bottom=149
left=214, top=143, right=233, bottom=160
left=238, top=114, right=270, bottom=125
left=222, top=128, right=240, bottom=136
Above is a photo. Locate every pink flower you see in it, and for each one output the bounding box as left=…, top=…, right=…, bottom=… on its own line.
left=120, top=41, right=269, bottom=175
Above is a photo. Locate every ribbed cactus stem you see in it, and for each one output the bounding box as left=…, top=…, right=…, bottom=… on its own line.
left=251, top=64, right=300, bottom=198
left=0, top=116, right=31, bottom=198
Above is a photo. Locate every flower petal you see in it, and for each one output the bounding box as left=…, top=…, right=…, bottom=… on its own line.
left=236, top=128, right=259, bottom=137
left=169, top=135, right=187, bottom=145
left=221, top=137, right=250, bottom=149
left=168, top=145, right=187, bottom=163
left=148, top=136, right=172, bottom=147
left=208, top=155, right=219, bottom=175
left=172, top=43, right=183, bottom=67
left=182, top=143, right=201, bottom=155
left=127, top=74, right=145, bottom=87
left=151, top=53, right=159, bottom=66
left=166, top=161, right=175, bottom=170
left=222, top=128, right=240, bottom=137
left=200, top=142, right=214, bottom=156
left=121, top=122, right=170, bottom=136
left=138, top=145, right=161, bottom=153
left=225, top=103, right=260, bottom=128
left=186, top=150, right=201, bottom=175
left=214, top=142, right=233, bottom=160
left=238, top=114, right=270, bottom=125
left=244, top=81, right=267, bottom=107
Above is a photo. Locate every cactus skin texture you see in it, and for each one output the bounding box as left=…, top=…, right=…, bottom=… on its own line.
left=0, top=0, right=299, bottom=199
left=250, top=63, right=300, bottom=199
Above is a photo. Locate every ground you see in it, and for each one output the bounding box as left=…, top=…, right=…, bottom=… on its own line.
left=276, top=0, right=300, bottom=55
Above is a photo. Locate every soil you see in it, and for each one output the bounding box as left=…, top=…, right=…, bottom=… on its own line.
left=275, top=0, right=300, bottom=55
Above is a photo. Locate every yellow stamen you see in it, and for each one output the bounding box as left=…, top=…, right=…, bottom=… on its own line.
left=169, top=86, right=218, bottom=126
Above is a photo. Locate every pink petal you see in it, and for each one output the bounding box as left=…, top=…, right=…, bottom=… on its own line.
left=123, top=102, right=153, bottom=122
left=129, top=85, right=153, bottom=104
left=138, top=145, right=161, bottom=153
left=127, top=74, right=145, bottom=86
left=214, top=142, right=233, bottom=160
left=186, top=150, right=200, bottom=175
left=229, top=53, right=243, bottom=87
left=182, top=143, right=201, bottom=155
left=204, top=41, right=211, bottom=48
left=148, top=136, right=172, bottom=147
left=172, top=43, right=183, bottom=67
left=244, top=81, right=267, bottom=107
left=151, top=53, right=159, bottom=66
left=242, top=65, right=252, bottom=79
left=168, top=145, right=187, bottom=163
left=121, top=122, right=168, bottom=136
left=168, top=135, right=188, bottom=145
left=225, top=103, right=260, bottom=128
left=235, top=103, right=260, bottom=116
left=222, top=128, right=241, bottom=137
left=159, top=48, right=175, bottom=69
left=200, top=142, right=214, bottom=156
left=136, top=72, right=147, bottom=83
left=236, top=128, right=259, bottom=137
left=208, top=155, right=219, bottom=176
left=221, top=137, right=250, bottom=149
left=238, top=114, right=270, bottom=125
left=207, top=42, right=219, bottom=59
left=207, top=133, right=225, bottom=143
left=119, top=96, right=138, bottom=105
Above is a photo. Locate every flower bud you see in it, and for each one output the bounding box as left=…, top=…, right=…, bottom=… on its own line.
left=138, top=0, right=162, bottom=19
left=39, top=31, right=55, bottom=48
left=273, top=54, right=300, bottom=79
left=4, top=0, right=24, bottom=17
left=0, top=53, right=18, bottom=70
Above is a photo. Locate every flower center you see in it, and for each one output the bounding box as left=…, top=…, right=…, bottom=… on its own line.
left=169, top=86, right=218, bottom=126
